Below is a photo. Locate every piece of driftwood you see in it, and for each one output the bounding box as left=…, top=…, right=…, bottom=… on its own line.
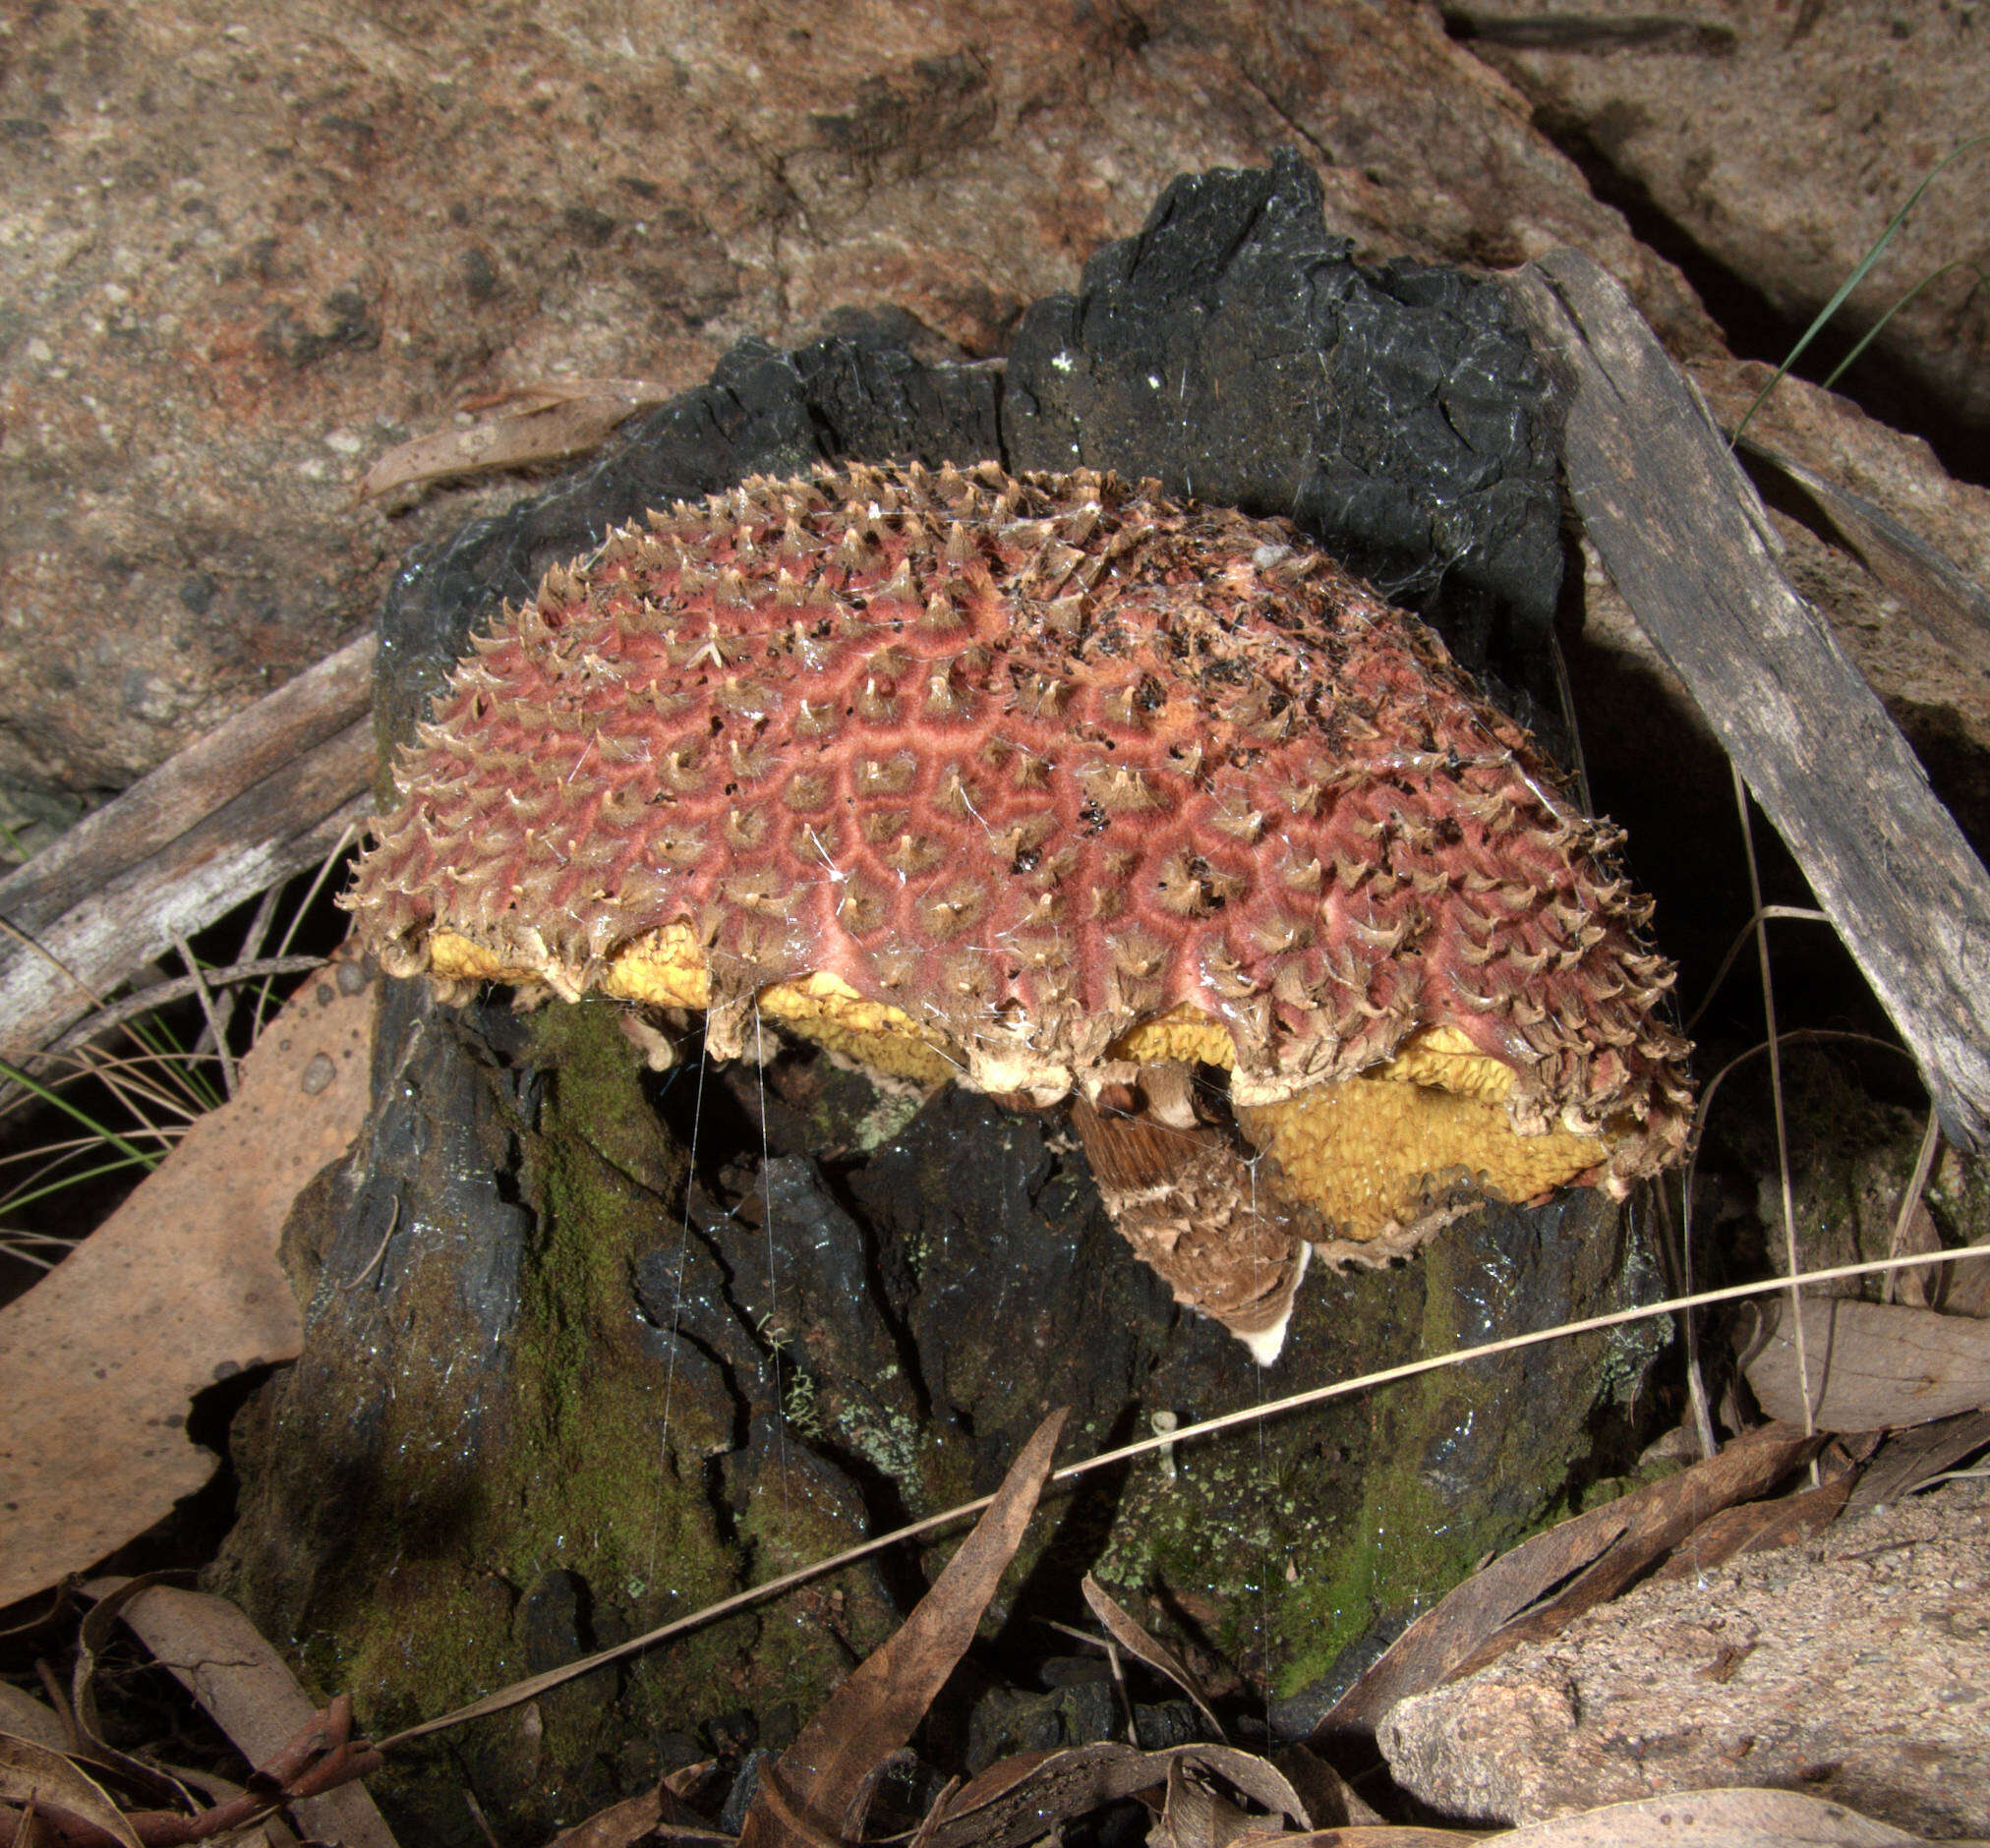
left=1743, top=1296, right=1990, bottom=1430
left=1507, top=250, right=1990, bottom=1146
left=0, top=636, right=376, bottom=1068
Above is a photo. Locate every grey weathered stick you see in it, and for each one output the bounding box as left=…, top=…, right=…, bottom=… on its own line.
left=0, top=637, right=377, bottom=1067
left=0, top=635, right=375, bottom=936
left=1507, top=250, right=1990, bottom=1146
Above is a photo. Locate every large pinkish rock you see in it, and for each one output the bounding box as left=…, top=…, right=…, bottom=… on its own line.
left=1377, top=1478, right=1990, bottom=1841
left=0, top=0, right=1711, bottom=822
left=1455, top=0, right=1990, bottom=460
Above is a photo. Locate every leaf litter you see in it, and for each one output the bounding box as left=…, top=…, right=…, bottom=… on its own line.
left=0, top=953, right=377, bottom=1607
left=14, top=1391, right=1986, bottom=1844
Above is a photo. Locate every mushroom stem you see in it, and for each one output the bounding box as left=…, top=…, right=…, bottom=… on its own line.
left=1070, top=1093, right=1308, bottom=1363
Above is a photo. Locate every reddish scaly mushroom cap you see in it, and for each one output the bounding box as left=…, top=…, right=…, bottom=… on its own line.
left=346, top=461, right=1692, bottom=1356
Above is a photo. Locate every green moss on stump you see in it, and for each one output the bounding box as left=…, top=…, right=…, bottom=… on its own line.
left=246, top=1004, right=895, bottom=1843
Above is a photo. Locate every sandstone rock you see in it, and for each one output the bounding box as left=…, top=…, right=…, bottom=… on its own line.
left=0, top=0, right=1711, bottom=805
left=1455, top=0, right=1990, bottom=461
left=1377, top=1477, right=1990, bottom=1841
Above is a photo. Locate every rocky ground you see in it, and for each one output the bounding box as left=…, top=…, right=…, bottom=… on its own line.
left=1381, top=1476, right=1990, bottom=1839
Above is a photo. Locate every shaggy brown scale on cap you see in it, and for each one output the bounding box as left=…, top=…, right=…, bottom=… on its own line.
left=346, top=460, right=1692, bottom=1359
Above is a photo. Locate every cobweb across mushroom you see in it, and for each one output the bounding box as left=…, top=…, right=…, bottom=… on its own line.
left=344, top=461, right=1693, bottom=1362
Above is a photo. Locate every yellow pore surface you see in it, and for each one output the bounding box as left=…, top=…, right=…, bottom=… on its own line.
left=429, top=925, right=962, bottom=1082
left=1233, top=1077, right=1607, bottom=1240
left=1119, top=1005, right=1606, bottom=1237
left=427, top=930, right=1606, bottom=1232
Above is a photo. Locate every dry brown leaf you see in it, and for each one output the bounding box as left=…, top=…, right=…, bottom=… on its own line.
left=922, top=1744, right=1309, bottom=1848
left=4, top=1694, right=383, bottom=1847
left=1744, top=1297, right=1990, bottom=1430
left=544, top=1761, right=736, bottom=1847
left=1846, top=1406, right=1990, bottom=1512
left=357, top=379, right=672, bottom=499
left=662, top=1761, right=721, bottom=1802
left=1267, top=1747, right=1383, bottom=1832
left=1497, top=1785, right=1922, bottom=1845
left=1946, top=1234, right=1990, bottom=1318
left=0, top=1736, right=143, bottom=1848
left=68, top=1578, right=197, bottom=1816
left=545, top=1787, right=664, bottom=1848
left=737, top=1410, right=1068, bottom=1848
left=0, top=957, right=377, bottom=1606
left=1647, top=1473, right=1852, bottom=1583
left=1167, top=1750, right=1309, bottom=1834
left=0, top=1691, right=68, bottom=1757
left=917, top=1744, right=1072, bottom=1847
left=84, top=1578, right=397, bottom=1848
left=1162, top=1756, right=1258, bottom=1848
left=1081, top=1576, right=1225, bottom=1741
left=1310, top=1511, right=1631, bottom=1744
left=1317, top=1421, right=1818, bottom=1740
left=1159, top=1752, right=1313, bottom=1848
left=1888, top=1199, right=1945, bottom=1310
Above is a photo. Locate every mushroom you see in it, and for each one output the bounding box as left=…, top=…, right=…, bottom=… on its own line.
left=345, top=461, right=1693, bottom=1361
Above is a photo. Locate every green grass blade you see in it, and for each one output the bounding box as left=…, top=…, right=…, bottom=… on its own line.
left=0, top=1057, right=161, bottom=1171
left=1822, top=258, right=1990, bottom=391
left=1732, top=132, right=1990, bottom=445
left=119, top=1004, right=224, bottom=1114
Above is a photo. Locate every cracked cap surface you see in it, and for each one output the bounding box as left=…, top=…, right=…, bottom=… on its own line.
left=346, top=460, right=1692, bottom=1289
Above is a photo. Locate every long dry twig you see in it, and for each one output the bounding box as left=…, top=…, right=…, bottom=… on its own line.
left=38, top=958, right=326, bottom=1061
left=1731, top=769, right=1815, bottom=1444
left=255, top=823, right=360, bottom=1039
left=168, top=938, right=235, bottom=1101
left=1884, top=1107, right=1945, bottom=1307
